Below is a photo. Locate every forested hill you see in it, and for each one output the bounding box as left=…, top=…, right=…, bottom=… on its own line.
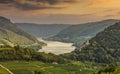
left=50, top=19, right=119, bottom=47
left=0, top=16, right=42, bottom=46
left=62, top=22, right=120, bottom=64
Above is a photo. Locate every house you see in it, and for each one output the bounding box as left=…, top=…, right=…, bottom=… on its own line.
left=52, top=62, right=58, bottom=65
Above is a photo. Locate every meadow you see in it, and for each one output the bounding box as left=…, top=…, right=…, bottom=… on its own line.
left=0, top=66, right=11, bottom=74
left=0, top=61, right=101, bottom=74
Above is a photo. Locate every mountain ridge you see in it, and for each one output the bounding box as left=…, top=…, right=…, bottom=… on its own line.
left=49, top=19, right=119, bottom=47
left=16, top=23, right=71, bottom=38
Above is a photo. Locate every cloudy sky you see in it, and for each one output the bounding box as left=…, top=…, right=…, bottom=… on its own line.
left=0, top=0, right=120, bottom=24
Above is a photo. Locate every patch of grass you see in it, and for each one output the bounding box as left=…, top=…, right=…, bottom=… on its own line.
left=0, top=66, right=11, bottom=74
left=0, top=48, right=12, bottom=51
left=0, top=61, right=101, bottom=74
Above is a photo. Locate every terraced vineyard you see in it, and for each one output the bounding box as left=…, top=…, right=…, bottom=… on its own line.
left=0, top=61, right=101, bottom=74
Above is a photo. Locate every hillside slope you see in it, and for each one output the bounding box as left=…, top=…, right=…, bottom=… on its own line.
left=62, top=22, right=120, bottom=64
left=0, top=65, right=12, bottom=74
left=50, top=19, right=119, bottom=47
left=16, top=23, right=70, bottom=38
left=0, top=16, right=43, bottom=47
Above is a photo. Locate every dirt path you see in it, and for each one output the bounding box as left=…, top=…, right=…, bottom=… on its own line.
left=0, top=64, right=13, bottom=74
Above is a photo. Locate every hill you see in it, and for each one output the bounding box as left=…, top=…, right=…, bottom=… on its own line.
left=62, top=22, right=120, bottom=64
left=0, top=16, right=44, bottom=47
left=50, top=19, right=119, bottom=47
left=16, top=23, right=70, bottom=38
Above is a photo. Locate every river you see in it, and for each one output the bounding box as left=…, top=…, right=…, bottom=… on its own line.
left=38, top=38, right=76, bottom=55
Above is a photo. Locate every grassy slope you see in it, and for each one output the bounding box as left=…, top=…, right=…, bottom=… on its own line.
left=0, top=16, right=45, bottom=46
left=0, top=66, right=11, bottom=74
left=0, top=61, right=101, bottom=74
left=0, top=16, right=38, bottom=43
left=0, top=28, right=34, bottom=45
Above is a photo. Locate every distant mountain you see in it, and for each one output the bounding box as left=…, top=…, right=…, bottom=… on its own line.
left=0, top=16, right=43, bottom=47
left=50, top=19, right=119, bottom=47
left=16, top=23, right=71, bottom=38
left=62, top=22, right=120, bottom=64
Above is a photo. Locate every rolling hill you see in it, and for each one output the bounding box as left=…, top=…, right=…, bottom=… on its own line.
left=16, top=23, right=70, bottom=38
left=50, top=19, right=119, bottom=47
left=0, top=16, right=44, bottom=47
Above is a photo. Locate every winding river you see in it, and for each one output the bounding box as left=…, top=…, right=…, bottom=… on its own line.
left=38, top=38, right=76, bottom=55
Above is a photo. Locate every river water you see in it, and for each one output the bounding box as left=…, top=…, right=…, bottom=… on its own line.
left=38, top=38, right=76, bottom=55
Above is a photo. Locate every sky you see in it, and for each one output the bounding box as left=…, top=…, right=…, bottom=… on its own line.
left=0, top=0, right=120, bottom=24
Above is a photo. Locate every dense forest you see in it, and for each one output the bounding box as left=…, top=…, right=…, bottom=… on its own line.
left=0, top=45, right=65, bottom=63
left=62, top=22, right=120, bottom=64
left=96, top=66, right=120, bottom=74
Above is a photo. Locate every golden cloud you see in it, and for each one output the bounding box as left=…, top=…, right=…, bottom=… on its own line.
left=0, top=0, right=77, bottom=10
left=87, top=0, right=120, bottom=8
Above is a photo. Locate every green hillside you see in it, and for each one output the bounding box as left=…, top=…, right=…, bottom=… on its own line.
left=0, top=66, right=11, bottom=74
left=50, top=19, right=119, bottom=47
left=96, top=66, right=120, bottom=74
left=0, top=61, right=101, bottom=74
left=0, top=16, right=45, bottom=48
left=62, top=22, right=120, bottom=64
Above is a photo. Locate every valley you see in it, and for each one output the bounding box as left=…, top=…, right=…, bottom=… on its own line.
left=0, top=16, right=120, bottom=74
left=0, top=0, right=120, bottom=74
left=49, top=19, right=119, bottom=47
left=16, top=23, right=70, bottom=38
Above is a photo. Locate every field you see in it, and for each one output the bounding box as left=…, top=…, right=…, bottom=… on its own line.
left=0, top=61, right=101, bottom=74
left=0, top=66, right=11, bottom=74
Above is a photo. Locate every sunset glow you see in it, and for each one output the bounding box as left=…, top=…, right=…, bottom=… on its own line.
left=0, top=0, right=120, bottom=24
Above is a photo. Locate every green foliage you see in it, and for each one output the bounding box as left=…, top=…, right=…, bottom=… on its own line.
left=0, top=61, right=100, bottom=74
left=49, top=19, right=118, bottom=47
left=0, top=16, right=39, bottom=43
left=96, top=66, right=120, bottom=74
left=0, top=46, right=101, bottom=74
left=62, top=22, right=120, bottom=64
left=0, top=46, right=65, bottom=63
left=26, top=44, right=42, bottom=51
left=0, top=16, right=45, bottom=49
left=12, top=69, right=34, bottom=74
